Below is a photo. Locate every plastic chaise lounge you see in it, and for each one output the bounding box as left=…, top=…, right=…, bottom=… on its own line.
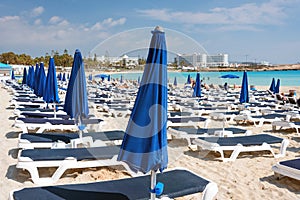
left=167, top=116, right=210, bottom=129
left=16, top=145, right=134, bottom=184
left=10, top=168, right=218, bottom=200
left=272, top=158, right=300, bottom=180
left=192, top=134, right=289, bottom=162
left=168, top=127, right=252, bottom=145
left=234, top=113, right=286, bottom=127
left=272, top=120, right=300, bottom=134
left=14, top=118, right=104, bottom=133
left=18, top=130, right=125, bottom=149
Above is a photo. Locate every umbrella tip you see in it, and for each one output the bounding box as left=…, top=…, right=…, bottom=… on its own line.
left=153, top=26, right=164, bottom=33
left=75, top=49, right=81, bottom=53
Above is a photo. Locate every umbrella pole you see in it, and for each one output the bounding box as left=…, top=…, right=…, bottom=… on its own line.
left=78, top=117, right=83, bottom=140
left=150, top=170, right=156, bottom=200
left=53, top=103, right=56, bottom=118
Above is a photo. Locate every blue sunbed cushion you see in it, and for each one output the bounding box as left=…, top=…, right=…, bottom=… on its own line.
left=13, top=169, right=210, bottom=200
left=17, top=118, right=103, bottom=125
left=168, top=116, right=207, bottom=123
left=20, top=146, right=121, bottom=161
left=172, top=127, right=247, bottom=135
left=197, top=134, right=283, bottom=146
left=20, top=130, right=125, bottom=143
left=252, top=114, right=285, bottom=119
left=20, top=133, right=78, bottom=143
left=279, top=158, right=300, bottom=171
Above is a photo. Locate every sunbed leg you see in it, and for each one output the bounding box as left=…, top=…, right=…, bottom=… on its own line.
left=202, top=182, right=218, bottom=200
left=276, top=139, right=289, bottom=158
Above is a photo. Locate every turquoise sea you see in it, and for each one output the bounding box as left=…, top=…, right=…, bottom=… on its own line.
left=109, top=70, right=300, bottom=87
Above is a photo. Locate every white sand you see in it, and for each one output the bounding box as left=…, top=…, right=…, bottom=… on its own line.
left=1, top=84, right=300, bottom=200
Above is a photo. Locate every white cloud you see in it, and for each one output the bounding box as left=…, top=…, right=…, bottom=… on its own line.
left=31, top=6, right=44, bottom=17
left=0, top=8, right=126, bottom=57
left=49, top=16, right=62, bottom=24
left=34, top=19, right=42, bottom=25
left=91, top=17, right=127, bottom=30
left=137, top=0, right=296, bottom=27
left=0, top=15, right=20, bottom=22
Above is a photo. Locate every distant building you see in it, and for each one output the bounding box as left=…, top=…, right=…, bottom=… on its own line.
left=177, top=53, right=229, bottom=68
left=96, top=54, right=139, bottom=68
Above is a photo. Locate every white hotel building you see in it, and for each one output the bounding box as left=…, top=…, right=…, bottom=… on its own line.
left=177, top=53, right=229, bottom=68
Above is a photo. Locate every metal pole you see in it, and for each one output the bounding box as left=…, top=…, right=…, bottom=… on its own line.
left=150, top=170, right=156, bottom=200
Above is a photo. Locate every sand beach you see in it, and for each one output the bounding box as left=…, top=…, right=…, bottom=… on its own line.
left=1, top=82, right=300, bottom=200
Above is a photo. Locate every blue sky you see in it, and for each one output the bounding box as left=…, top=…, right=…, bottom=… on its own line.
left=0, top=0, right=300, bottom=64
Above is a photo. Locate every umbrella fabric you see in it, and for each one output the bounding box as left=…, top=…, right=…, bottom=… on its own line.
left=37, top=62, right=46, bottom=97
left=63, top=49, right=89, bottom=123
left=11, top=70, right=15, bottom=80
left=108, top=75, right=111, bottom=81
left=275, top=79, right=280, bottom=94
left=186, top=74, right=191, bottom=84
left=26, top=66, right=33, bottom=88
left=88, top=74, right=93, bottom=81
left=43, top=58, right=60, bottom=103
left=120, top=75, right=123, bottom=83
left=239, top=71, right=249, bottom=103
left=62, top=73, right=66, bottom=82
left=269, top=78, right=275, bottom=92
left=173, top=77, right=177, bottom=86
left=34, top=63, right=40, bottom=95
left=118, top=26, right=168, bottom=174
left=192, top=73, right=201, bottom=97
left=220, top=74, right=239, bottom=79
left=22, top=68, right=27, bottom=85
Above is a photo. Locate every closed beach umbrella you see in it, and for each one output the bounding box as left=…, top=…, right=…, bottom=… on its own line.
left=269, top=78, right=275, bottom=93
left=108, top=75, right=111, bottom=82
left=44, top=58, right=60, bottom=117
left=118, top=26, right=168, bottom=200
left=186, top=74, right=191, bottom=84
left=275, top=79, right=280, bottom=94
left=120, top=75, right=123, bottom=83
left=239, top=71, right=249, bottom=103
left=64, top=49, right=89, bottom=138
left=192, top=73, right=201, bottom=97
left=11, top=70, right=15, bottom=80
left=88, top=74, right=93, bottom=81
left=34, top=63, right=40, bottom=95
left=62, top=73, right=66, bottom=82
left=37, top=62, right=46, bottom=97
left=22, top=68, right=27, bottom=85
left=173, top=76, right=177, bottom=86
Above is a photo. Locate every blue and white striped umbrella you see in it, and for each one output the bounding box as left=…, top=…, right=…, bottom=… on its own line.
left=239, top=71, right=249, bottom=103
left=64, top=49, right=89, bottom=138
left=118, top=26, right=168, bottom=200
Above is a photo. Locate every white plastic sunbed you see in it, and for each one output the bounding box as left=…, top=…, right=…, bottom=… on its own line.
left=10, top=168, right=218, bottom=200
left=272, top=120, right=300, bottom=134
left=192, top=134, right=289, bottom=162
left=16, top=145, right=134, bottom=184
left=14, top=117, right=104, bottom=133
left=168, top=127, right=252, bottom=145
left=167, top=116, right=211, bottom=129
left=234, top=113, right=286, bottom=127
left=272, top=158, right=300, bottom=180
